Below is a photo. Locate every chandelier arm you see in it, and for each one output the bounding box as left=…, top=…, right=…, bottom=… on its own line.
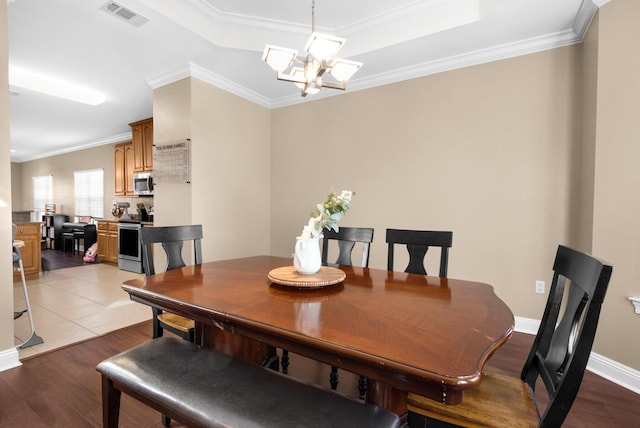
left=319, top=81, right=346, bottom=90
left=276, top=73, right=306, bottom=84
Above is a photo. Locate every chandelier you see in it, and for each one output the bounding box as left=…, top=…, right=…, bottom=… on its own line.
left=261, top=0, right=363, bottom=97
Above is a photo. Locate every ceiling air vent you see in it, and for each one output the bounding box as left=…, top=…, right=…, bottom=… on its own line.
left=100, top=1, right=149, bottom=27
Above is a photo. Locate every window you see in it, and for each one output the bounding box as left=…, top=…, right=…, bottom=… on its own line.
left=74, top=168, right=104, bottom=218
left=32, top=175, right=53, bottom=221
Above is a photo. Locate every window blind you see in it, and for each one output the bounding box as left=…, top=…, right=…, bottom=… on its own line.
left=32, top=175, right=53, bottom=221
left=74, top=168, right=104, bottom=218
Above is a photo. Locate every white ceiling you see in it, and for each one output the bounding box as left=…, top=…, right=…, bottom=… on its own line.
left=7, top=0, right=605, bottom=162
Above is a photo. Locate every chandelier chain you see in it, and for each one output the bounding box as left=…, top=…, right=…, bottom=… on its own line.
left=311, top=0, right=315, bottom=33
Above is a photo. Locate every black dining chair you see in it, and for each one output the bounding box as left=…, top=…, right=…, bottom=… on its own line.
left=406, top=245, right=613, bottom=428
left=322, top=227, right=375, bottom=268
left=386, top=229, right=453, bottom=276
left=140, top=224, right=203, bottom=428
left=140, top=225, right=203, bottom=342
left=322, top=227, right=374, bottom=398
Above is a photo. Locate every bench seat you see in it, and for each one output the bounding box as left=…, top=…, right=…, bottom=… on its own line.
left=96, top=336, right=400, bottom=428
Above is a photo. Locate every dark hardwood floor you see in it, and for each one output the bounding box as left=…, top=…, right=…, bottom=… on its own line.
left=0, top=321, right=638, bottom=427
left=41, top=248, right=99, bottom=272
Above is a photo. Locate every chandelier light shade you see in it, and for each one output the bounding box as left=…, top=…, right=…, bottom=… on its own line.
left=261, top=1, right=363, bottom=97
left=304, top=32, right=344, bottom=61
left=262, top=45, right=298, bottom=72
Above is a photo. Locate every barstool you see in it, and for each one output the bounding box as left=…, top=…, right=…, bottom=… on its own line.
left=12, top=224, right=44, bottom=349
left=72, top=231, right=84, bottom=254
left=62, top=232, right=74, bottom=254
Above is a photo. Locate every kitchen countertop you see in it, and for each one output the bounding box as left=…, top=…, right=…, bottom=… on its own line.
left=98, top=219, right=153, bottom=226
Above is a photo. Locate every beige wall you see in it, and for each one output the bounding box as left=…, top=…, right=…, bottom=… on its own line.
left=271, top=9, right=639, bottom=371
left=576, top=12, right=599, bottom=254
left=152, top=77, right=193, bottom=231
left=10, top=162, right=21, bottom=209
left=190, top=79, right=271, bottom=260
left=153, top=77, right=271, bottom=262
left=591, top=0, right=640, bottom=368
left=1, top=0, right=15, bottom=353
left=272, top=46, right=581, bottom=320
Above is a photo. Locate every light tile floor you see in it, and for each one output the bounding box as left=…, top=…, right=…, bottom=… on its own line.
left=13, top=263, right=151, bottom=359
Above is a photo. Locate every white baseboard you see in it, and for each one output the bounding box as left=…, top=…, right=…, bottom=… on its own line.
left=515, top=316, right=640, bottom=395
left=0, top=346, right=22, bottom=372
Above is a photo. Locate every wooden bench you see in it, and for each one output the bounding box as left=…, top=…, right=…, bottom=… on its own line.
left=96, top=336, right=400, bottom=428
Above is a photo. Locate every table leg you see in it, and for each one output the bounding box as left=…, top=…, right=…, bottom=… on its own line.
left=366, top=379, right=408, bottom=417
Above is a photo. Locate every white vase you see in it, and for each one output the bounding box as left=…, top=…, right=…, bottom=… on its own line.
left=293, top=235, right=322, bottom=275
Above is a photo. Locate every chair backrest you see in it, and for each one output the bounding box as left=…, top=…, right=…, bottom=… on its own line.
left=321, top=227, right=374, bottom=267
left=140, top=225, right=203, bottom=277
left=523, top=245, right=612, bottom=427
left=385, top=229, right=452, bottom=277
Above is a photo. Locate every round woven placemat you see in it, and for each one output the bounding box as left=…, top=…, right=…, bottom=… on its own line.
left=268, top=266, right=346, bottom=288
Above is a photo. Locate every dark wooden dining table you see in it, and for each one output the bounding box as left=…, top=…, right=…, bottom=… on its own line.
left=121, top=255, right=514, bottom=416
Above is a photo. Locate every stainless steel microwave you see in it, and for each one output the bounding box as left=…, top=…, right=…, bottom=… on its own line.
left=133, top=172, right=153, bottom=196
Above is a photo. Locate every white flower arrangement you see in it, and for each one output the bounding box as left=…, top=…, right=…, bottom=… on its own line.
left=300, top=190, right=355, bottom=239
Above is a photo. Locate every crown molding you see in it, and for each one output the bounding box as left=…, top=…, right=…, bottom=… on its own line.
left=269, top=28, right=582, bottom=109
left=135, top=0, right=479, bottom=57
left=572, top=0, right=601, bottom=41
left=12, top=132, right=132, bottom=163
left=146, top=63, right=272, bottom=108
left=148, top=26, right=584, bottom=111
left=134, top=0, right=603, bottom=110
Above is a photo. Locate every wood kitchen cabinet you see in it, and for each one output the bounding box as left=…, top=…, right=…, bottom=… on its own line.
left=97, top=221, right=119, bottom=264
left=13, top=223, right=42, bottom=280
left=114, top=142, right=134, bottom=196
left=130, top=118, right=153, bottom=172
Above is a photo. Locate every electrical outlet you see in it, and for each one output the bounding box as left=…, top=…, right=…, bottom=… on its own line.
left=535, top=280, right=545, bottom=294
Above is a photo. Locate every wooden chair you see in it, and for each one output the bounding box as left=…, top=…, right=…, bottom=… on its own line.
left=406, top=245, right=613, bottom=428
left=322, top=227, right=374, bottom=398
left=140, top=225, right=203, bottom=342
left=386, top=229, right=452, bottom=276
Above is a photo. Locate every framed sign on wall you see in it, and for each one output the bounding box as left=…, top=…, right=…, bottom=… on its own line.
left=153, top=139, right=191, bottom=184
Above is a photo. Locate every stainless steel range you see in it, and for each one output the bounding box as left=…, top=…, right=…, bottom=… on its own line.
left=118, top=221, right=143, bottom=273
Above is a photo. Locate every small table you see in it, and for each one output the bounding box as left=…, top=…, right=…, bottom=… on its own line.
left=122, top=256, right=514, bottom=415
